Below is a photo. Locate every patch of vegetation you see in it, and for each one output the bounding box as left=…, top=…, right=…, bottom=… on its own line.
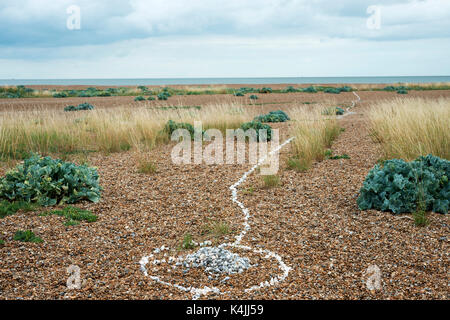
left=0, top=86, right=35, bottom=99
left=233, top=91, right=245, bottom=97
left=322, top=86, right=352, bottom=94
left=53, top=92, right=68, bottom=98
left=357, top=154, right=449, bottom=214
left=254, top=110, right=290, bottom=123
left=181, top=233, right=195, bottom=250
left=242, top=186, right=255, bottom=195
left=0, top=238, right=4, bottom=245
left=283, top=86, right=298, bottom=93
left=301, top=86, right=318, bottom=93
left=240, top=121, right=272, bottom=142
left=249, top=95, right=258, bottom=100
left=322, top=107, right=345, bottom=116
left=324, top=149, right=350, bottom=159
left=202, top=220, right=231, bottom=237
left=147, top=96, right=156, bottom=101
left=286, top=157, right=309, bottom=172
left=0, top=153, right=102, bottom=206
left=262, top=175, right=280, bottom=188
left=41, top=206, right=97, bottom=226
left=259, top=87, right=273, bottom=94
left=156, top=105, right=201, bottom=111
left=134, top=96, right=146, bottom=102
left=137, top=159, right=157, bottom=174
left=64, top=102, right=95, bottom=112
left=163, top=120, right=195, bottom=138
left=397, top=89, right=408, bottom=94
left=0, top=200, right=36, bottom=218
left=157, top=88, right=172, bottom=100
left=13, top=230, right=43, bottom=243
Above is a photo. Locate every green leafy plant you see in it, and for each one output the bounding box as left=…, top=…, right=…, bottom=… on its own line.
left=397, top=89, right=408, bottom=94
left=64, top=102, right=95, bottom=112
left=324, top=149, right=350, bottom=159
left=163, top=120, right=195, bottom=138
left=284, top=86, right=298, bottom=93
left=0, top=200, right=36, bottom=218
left=53, top=92, right=68, bottom=98
left=254, top=110, right=290, bottom=123
left=0, top=154, right=102, bottom=206
left=301, top=86, right=317, bottom=93
left=0, top=238, right=4, bottom=245
left=240, top=121, right=272, bottom=141
left=13, top=230, right=43, bottom=243
left=357, top=154, right=449, bottom=214
left=259, top=87, right=273, bottom=94
left=249, top=95, right=258, bottom=100
left=147, top=96, right=156, bottom=101
left=41, top=206, right=97, bottom=226
left=233, top=91, right=245, bottom=97
left=134, top=96, right=146, bottom=101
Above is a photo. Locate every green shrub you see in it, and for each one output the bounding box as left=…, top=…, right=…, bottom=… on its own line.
left=259, top=87, right=272, bottom=94
left=0, top=238, right=4, bottom=245
left=397, top=89, right=408, bottom=94
left=284, top=86, right=298, bottom=93
left=64, top=102, right=95, bottom=112
left=163, top=120, right=196, bottom=138
left=134, top=95, right=146, bottom=102
left=357, top=154, right=449, bottom=214
left=301, top=86, right=317, bottom=93
left=53, top=92, right=68, bottom=98
left=41, top=206, right=97, bottom=226
left=13, top=230, right=43, bottom=243
left=0, top=200, right=36, bottom=218
left=234, top=91, right=245, bottom=97
left=147, top=96, right=156, bottom=101
left=157, top=92, right=170, bottom=100
left=249, top=95, right=258, bottom=100
left=0, top=154, right=102, bottom=206
left=254, top=110, right=290, bottom=123
left=240, top=121, right=272, bottom=141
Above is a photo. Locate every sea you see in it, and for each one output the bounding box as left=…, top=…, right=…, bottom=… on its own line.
left=1, top=76, right=449, bottom=86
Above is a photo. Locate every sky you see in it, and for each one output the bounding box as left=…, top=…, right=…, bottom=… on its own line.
left=0, top=0, right=449, bottom=79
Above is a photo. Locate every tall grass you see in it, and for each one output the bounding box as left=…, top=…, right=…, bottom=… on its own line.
left=0, top=102, right=256, bottom=159
left=289, top=104, right=341, bottom=170
left=368, top=97, right=450, bottom=160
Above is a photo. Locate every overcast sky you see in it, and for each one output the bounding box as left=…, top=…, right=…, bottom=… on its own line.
left=0, top=0, right=449, bottom=79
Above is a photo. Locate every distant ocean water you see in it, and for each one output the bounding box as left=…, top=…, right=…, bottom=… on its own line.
left=1, top=76, right=450, bottom=86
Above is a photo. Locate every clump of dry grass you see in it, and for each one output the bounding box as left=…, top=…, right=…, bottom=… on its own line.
left=368, top=97, right=450, bottom=160
left=289, top=104, right=341, bottom=170
left=0, top=102, right=256, bottom=160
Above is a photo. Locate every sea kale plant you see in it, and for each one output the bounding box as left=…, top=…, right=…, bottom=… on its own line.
left=240, top=121, right=272, bottom=141
left=0, top=154, right=102, bottom=206
left=357, top=154, right=449, bottom=214
left=254, top=110, right=290, bottom=123
left=64, top=102, right=95, bottom=112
